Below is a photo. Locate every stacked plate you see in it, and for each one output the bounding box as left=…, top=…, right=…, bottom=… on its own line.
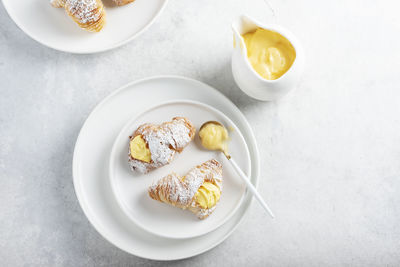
left=73, top=76, right=260, bottom=260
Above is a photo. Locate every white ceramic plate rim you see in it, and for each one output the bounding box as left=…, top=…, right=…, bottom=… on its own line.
left=109, top=99, right=250, bottom=239
left=1, top=0, right=169, bottom=54
left=72, top=75, right=260, bottom=260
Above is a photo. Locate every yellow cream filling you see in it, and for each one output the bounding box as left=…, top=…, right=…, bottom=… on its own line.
left=242, top=28, right=296, bottom=80
left=129, top=135, right=151, bottom=163
left=195, top=182, right=221, bottom=209
left=199, top=123, right=229, bottom=152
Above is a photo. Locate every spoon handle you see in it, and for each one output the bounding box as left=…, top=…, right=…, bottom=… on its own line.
left=229, top=157, right=275, bottom=218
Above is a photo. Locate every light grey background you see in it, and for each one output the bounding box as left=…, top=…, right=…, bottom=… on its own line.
left=1, top=0, right=400, bottom=266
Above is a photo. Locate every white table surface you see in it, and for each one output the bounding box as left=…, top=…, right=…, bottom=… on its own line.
left=1, top=0, right=399, bottom=266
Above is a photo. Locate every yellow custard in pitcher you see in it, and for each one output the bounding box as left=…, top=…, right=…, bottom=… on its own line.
left=242, top=28, right=296, bottom=80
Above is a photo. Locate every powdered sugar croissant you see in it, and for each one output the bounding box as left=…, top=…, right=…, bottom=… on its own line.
left=50, top=0, right=106, bottom=32
left=148, top=159, right=223, bottom=219
left=128, top=117, right=196, bottom=174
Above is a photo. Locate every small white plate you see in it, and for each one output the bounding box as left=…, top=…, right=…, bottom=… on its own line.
left=109, top=100, right=250, bottom=239
left=1, top=0, right=168, bottom=54
left=73, top=76, right=260, bottom=260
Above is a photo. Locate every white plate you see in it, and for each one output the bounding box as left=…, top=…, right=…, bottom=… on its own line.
left=72, top=76, right=260, bottom=260
left=1, top=0, right=168, bottom=54
left=110, top=100, right=250, bottom=239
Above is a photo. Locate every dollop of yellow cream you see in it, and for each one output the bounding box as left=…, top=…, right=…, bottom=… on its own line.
left=129, top=135, right=151, bottom=163
left=242, top=28, right=296, bottom=80
left=199, top=123, right=229, bottom=152
left=195, top=182, right=221, bottom=209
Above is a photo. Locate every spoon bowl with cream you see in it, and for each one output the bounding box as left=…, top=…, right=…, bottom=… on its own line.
left=232, top=15, right=305, bottom=101
left=199, top=121, right=275, bottom=218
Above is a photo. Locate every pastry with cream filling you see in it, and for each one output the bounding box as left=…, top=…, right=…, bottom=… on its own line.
left=128, top=117, right=196, bottom=174
left=50, top=0, right=106, bottom=32
left=148, top=159, right=223, bottom=219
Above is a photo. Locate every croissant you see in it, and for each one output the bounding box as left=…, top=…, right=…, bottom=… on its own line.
left=50, top=0, right=106, bottom=32
left=112, top=0, right=135, bottom=6
left=128, top=117, right=196, bottom=174
left=50, top=0, right=65, bottom=8
left=148, top=159, right=223, bottom=219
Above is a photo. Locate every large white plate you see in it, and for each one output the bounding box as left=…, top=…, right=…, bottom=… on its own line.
left=110, top=100, right=249, bottom=239
left=1, top=0, right=168, bottom=54
left=72, top=76, right=260, bottom=260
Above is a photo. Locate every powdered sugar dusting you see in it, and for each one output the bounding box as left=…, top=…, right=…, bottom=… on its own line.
left=148, top=159, right=223, bottom=219
left=166, top=122, right=192, bottom=149
left=128, top=118, right=195, bottom=174
left=143, top=127, right=176, bottom=166
left=195, top=205, right=216, bottom=218
left=65, top=0, right=100, bottom=24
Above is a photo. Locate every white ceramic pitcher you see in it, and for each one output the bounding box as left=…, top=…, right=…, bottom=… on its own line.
left=232, top=15, right=305, bottom=101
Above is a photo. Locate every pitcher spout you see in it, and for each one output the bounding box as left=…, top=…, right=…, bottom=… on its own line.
left=232, top=15, right=259, bottom=52
left=232, top=15, right=258, bottom=36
